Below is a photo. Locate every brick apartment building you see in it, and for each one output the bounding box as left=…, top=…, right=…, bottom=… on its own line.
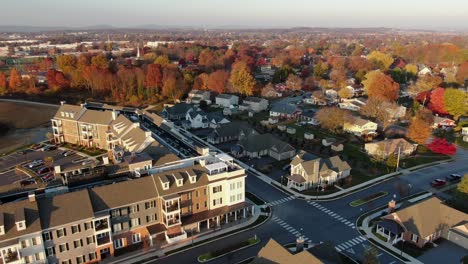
left=0, top=154, right=250, bottom=264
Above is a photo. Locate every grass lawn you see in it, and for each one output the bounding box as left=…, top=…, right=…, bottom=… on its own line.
left=400, top=155, right=449, bottom=169
left=372, top=230, right=388, bottom=242
left=197, top=237, right=260, bottom=262
left=62, top=143, right=106, bottom=156
left=350, top=191, right=388, bottom=207
left=455, top=136, right=468, bottom=149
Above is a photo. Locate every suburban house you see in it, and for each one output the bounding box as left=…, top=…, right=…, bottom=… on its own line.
left=236, top=133, right=295, bottom=161
left=269, top=104, right=302, bottom=119
left=304, top=92, right=328, bottom=106
left=187, top=90, right=211, bottom=104
left=252, top=239, right=324, bottom=264
left=286, top=151, right=351, bottom=191
left=300, top=111, right=320, bottom=125
left=215, top=94, right=239, bottom=108
left=207, top=122, right=257, bottom=144
left=0, top=153, right=252, bottom=263
left=376, top=197, right=467, bottom=249
left=418, top=66, right=432, bottom=76
left=261, top=85, right=282, bottom=98
left=343, top=117, right=378, bottom=136
left=433, top=116, right=455, bottom=128
left=160, top=103, right=194, bottom=121
left=364, top=138, right=417, bottom=159
left=383, top=103, right=407, bottom=121
left=239, top=97, right=269, bottom=113
left=52, top=102, right=155, bottom=152
left=184, top=108, right=230, bottom=129
left=338, top=98, right=367, bottom=111
left=462, top=127, right=468, bottom=142
left=343, top=85, right=365, bottom=97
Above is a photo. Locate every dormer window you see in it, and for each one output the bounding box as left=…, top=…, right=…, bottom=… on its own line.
left=60, top=111, right=64, bottom=117
left=190, top=175, right=196, bottom=183
left=177, top=179, right=183, bottom=186
left=16, top=221, right=26, bottom=231
left=164, top=183, right=169, bottom=189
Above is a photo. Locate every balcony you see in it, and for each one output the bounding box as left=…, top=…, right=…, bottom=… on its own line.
left=163, top=203, right=180, bottom=213
left=4, top=250, right=19, bottom=263
left=165, top=230, right=187, bottom=244
left=94, top=219, right=109, bottom=232
left=97, top=234, right=111, bottom=246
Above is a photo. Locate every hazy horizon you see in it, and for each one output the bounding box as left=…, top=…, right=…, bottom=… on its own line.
left=2, top=0, right=468, bottom=31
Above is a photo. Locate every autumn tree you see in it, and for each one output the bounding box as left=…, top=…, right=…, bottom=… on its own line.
left=407, top=110, right=432, bottom=144
left=408, top=75, right=442, bottom=96
left=404, top=64, right=418, bottom=76
left=272, top=66, right=295, bottom=84
left=315, top=107, right=351, bottom=133
left=338, top=87, right=353, bottom=99
left=8, top=68, right=22, bottom=92
left=427, top=138, right=457, bottom=155
left=428, top=87, right=448, bottom=115
left=145, top=64, right=163, bottom=95
left=444, top=88, right=467, bottom=119
left=456, top=61, right=468, bottom=84
left=362, top=70, right=400, bottom=101
left=229, top=61, right=255, bottom=96
left=207, top=70, right=229, bottom=93
left=285, top=74, right=303, bottom=90
left=386, top=154, right=398, bottom=172
left=313, top=61, right=329, bottom=80
left=367, top=50, right=393, bottom=70
left=359, top=98, right=396, bottom=128
left=198, top=49, right=216, bottom=68
left=0, top=72, right=6, bottom=95
left=91, top=54, right=108, bottom=69
left=155, top=55, right=170, bottom=65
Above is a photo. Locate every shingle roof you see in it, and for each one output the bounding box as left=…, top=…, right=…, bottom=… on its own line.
left=0, top=199, right=42, bottom=241
left=365, top=138, right=416, bottom=156
left=38, top=189, right=95, bottom=229
left=238, top=133, right=294, bottom=154
left=252, top=239, right=324, bottom=264
left=78, top=109, right=114, bottom=125
left=164, top=103, right=194, bottom=116
left=211, top=122, right=257, bottom=139
left=54, top=104, right=84, bottom=121
left=271, top=103, right=301, bottom=115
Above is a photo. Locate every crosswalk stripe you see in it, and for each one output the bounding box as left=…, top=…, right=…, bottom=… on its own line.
left=341, top=219, right=347, bottom=223
left=335, top=247, right=342, bottom=252
left=344, top=242, right=353, bottom=247
left=360, top=236, right=367, bottom=241
left=330, top=213, right=336, bottom=216
left=337, top=217, right=343, bottom=220
left=351, top=238, right=361, bottom=244
left=348, top=223, right=355, bottom=227
left=339, top=243, right=349, bottom=249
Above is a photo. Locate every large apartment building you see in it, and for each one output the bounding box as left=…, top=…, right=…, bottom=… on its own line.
left=0, top=154, right=250, bottom=264
left=51, top=102, right=154, bottom=152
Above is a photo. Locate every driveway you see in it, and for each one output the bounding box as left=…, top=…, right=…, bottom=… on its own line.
left=418, top=240, right=467, bottom=264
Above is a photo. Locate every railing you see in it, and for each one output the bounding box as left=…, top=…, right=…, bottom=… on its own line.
left=163, top=204, right=180, bottom=213
left=165, top=230, right=187, bottom=244
left=4, top=251, right=19, bottom=263
left=95, top=221, right=109, bottom=232
left=97, top=235, right=111, bottom=246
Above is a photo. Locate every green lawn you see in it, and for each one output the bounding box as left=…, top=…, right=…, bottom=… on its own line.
left=197, top=237, right=260, bottom=262
left=350, top=191, right=388, bottom=207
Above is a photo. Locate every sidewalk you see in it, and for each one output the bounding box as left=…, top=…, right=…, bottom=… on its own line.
left=103, top=205, right=263, bottom=264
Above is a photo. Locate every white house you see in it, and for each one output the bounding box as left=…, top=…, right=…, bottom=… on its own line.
left=339, top=98, right=367, bottom=111
left=418, top=66, right=432, bottom=76
left=343, top=117, right=378, bottom=136
left=215, top=94, right=239, bottom=108
left=187, top=90, right=212, bottom=104
left=184, top=108, right=229, bottom=129
left=239, top=97, right=269, bottom=113
left=365, top=138, right=417, bottom=159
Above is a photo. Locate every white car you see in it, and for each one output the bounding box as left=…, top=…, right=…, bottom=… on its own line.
left=27, top=160, right=44, bottom=168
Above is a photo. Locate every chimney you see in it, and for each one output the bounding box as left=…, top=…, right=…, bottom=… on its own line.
left=388, top=199, right=396, bottom=213
left=112, top=110, right=118, bottom=120
left=199, top=159, right=206, bottom=167
left=296, top=235, right=305, bottom=253
left=28, top=192, right=36, bottom=202
left=60, top=101, right=66, bottom=105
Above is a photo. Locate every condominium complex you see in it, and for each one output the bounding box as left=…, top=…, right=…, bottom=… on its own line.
left=0, top=154, right=250, bottom=264
left=51, top=102, right=155, bottom=152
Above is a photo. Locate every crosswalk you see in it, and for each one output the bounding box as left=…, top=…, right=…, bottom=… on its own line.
left=271, top=215, right=314, bottom=245
left=307, top=201, right=355, bottom=228
left=335, top=236, right=367, bottom=252
left=266, top=196, right=295, bottom=206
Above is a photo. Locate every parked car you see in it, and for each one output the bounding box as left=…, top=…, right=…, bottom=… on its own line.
left=37, top=167, right=53, bottom=175
left=446, top=174, right=462, bottom=182
left=27, top=160, right=44, bottom=168
left=61, top=150, right=75, bottom=156
left=20, top=179, right=36, bottom=187
left=42, top=173, right=55, bottom=182
left=47, top=146, right=57, bottom=151
left=82, top=159, right=95, bottom=166
left=430, top=179, right=447, bottom=188
left=30, top=144, right=44, bottom=150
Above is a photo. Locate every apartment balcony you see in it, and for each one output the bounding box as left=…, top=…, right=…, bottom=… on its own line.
left=97, top=234, right=111, bottom=246
left=163, top=203, right=180, bottom=213
left=163, top=217, right=181, bottom=227
left=165, top=230, right=187, bottom=244
left=94, top=219, right=109, bottom=232
left=3, top=251, right=19, bottom=264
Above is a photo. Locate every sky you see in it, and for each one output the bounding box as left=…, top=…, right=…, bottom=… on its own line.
left=2, top=0, right=468, bottom=30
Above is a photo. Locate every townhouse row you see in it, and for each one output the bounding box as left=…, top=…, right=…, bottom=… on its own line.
left=0, top=154, right=250, bottom=264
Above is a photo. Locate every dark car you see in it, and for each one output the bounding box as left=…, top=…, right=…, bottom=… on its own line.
left=446, top=174, right=462, bottom=182
left=430, top=179, right=447, bottom=188
left=20, top=179, right=36, bottom=187
left=37, top=167, right=53, bottom=175
left=47, top=146, right=57, bottom=151
left=42, top=173, right=55, bottom=182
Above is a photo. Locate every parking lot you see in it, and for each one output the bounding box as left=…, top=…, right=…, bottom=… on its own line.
left=0, top=144, right=89, bottom=188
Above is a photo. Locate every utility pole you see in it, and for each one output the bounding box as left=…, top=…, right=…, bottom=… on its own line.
left=396, top=146, right=401, bottom=172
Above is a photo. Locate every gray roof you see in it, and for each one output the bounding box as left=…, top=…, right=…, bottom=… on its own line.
left=216, top=94, right=237, bottom=99
left=38, top=189, right=95, bottom=229
left=54, top=104, right=84, bottom=121
left=78, top=109, right=114, bottom=125
left=164, top=103, right=194, bottom=116
left=244, top=97, right=265, bottom=103
left=270, top=103, right=301, bottom=115
left=290, top=151, right=350, bottom=179
left=0, top=199, right=42, bottom=242
left=239, top=133, right=294, bottom=153
left=210, top=122, right=257, bottom=139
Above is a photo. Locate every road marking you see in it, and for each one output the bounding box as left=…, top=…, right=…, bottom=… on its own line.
left=336, top=245, right=346, bottom=251
left=346, top=248, right=355, bottom=254
left=335, top=247, right=342, bottom=252
left=377, top=253, right=383, bottom=257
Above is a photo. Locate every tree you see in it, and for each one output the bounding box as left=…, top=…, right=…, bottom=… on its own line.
left=386, top=154, right=398, bottom=172
left=154, top=55, right=170, bottom=65
left=363, top=246, right=380, bottom=264
left=8, top=68, right=22, bottom=92
left=229, top=61, right=255, bottom=96
left=313, top=61, right=329, bottom=80
left=362, top=71, right=399, bottom=101
left=408, top=75, right=442, bottom=96
left=0, top=72, right=6, bottom=95
left=444, top=88, right=467, bottom=119
left=359, top=98, right=395, bottom=128
left=272, top=66, right=294, bottom=84
left=407, top=111, right=432, bottom=144
left=427, top=138, right=457, bottom=155
left=404, top=64, right=418, bottom=75
left=456, top=175, right=468, bottom=196
left=456, top=61, right=468, bottom=84
left=207, top=70, right=229, bottom=93
left=338, top=87, right=353, bottom=99
left=91, top=53, right=108, bottom=69
left=428, top=87, right=448, bottom=115
left=367, top=50, right=393, bottom=70
left=285, top=74, right=303, bottom=90
left=315, top=107, right=351, bottom=133
left=145, top=64, right=163, bottom=94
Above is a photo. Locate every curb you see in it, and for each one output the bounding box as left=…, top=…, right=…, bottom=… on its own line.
left=197, top=238, right=261, bottom=263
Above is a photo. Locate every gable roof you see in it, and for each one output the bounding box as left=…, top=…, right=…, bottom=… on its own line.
left=78, top=109, right=114, bottom=125
left=0, top=199, right=42, bottom=242
left=365, top=138, right=416, bottom=155
left=252, top=239, right=324, bottom=264
left=290, top=151, right=350, bottom=180
left=38, top=189, right=95, bottom=229
left=164, top=103, right=194, bottom=116
left=271, top=103, right=301, bottom=115
left=211, top=121, right=257, bottom=139
left=216, top=94, right=238, bottom=99
left=239, top=133, right=294, bottom=154
left=390, top=197, right=467, bottom=238
left=54, top=104, right=85, bottom=121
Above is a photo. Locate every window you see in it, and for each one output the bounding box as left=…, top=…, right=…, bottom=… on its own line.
left=34, top=253, right=42, bottom=261
left=21, top=240, right=28, bottom=248
left=71, top=224, right=81, bottom=234
left=113, top=223, right=122, bottom=232
left=237, top=193, right=243, bottom=200
left=130, top=204, right=139, bottom=213
left=24, top=256, right=33, bottom=264
left=204, top=189, right=207, bottom=195
left=57, top=228, right=66, bottom=238
left=237, top=182, right=243, bottom=188
left=230, top=183, right=235, bottom=190
left=46, top=247, right=56, bottom=257
left=195, top=190, right=199, bottom=197
left=32, top=237, right=39, bottom=246
left=86, top=236, right=95, bottom=245
left=204, top=201, right=207, bottom=208
left=212, top=186, right=222, bottom=193
left=131, top=218, right=140, bottom=227
left=230, top=195, right=235, bottom=203
left=43, top=231, right=52, bottom=241
left=73, top=239, right=83, bottom=248
left=76, top=256, right=85, bottom=264
left=213, top=198, right=222, bottom=206
left=187, top=192, right=192, bottom=199
left=146, top=214, right=157, bottom=223
left=145, top=200, right=156, bottom=209
left=196, top=203, right=200, bottom=210
left=59, top=243, right=69, bottom=253
left=111, top=209, right=121, bottom=217
left=61, top=260, right=71, bottom=264
left=84, top=222, right=92, bottom=230
left=411, top=234, right=418, bottom=243
left=88, top=252, right=96, bottom=261
left=113, top=238, right=123, bottom=249
left=132, top=233, right=141, bottom=244
left=18, top=222, right=24, bottom=228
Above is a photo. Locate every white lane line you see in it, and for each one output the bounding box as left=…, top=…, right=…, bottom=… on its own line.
left=347, top=240, right=356, bottom=246
left=344, top=242, right=353, bottom=247
left=335, top=247, right=342, bottom=252
left=377, top=253, right=383, bottom=257
left=348, top=223, right=355, bottom=227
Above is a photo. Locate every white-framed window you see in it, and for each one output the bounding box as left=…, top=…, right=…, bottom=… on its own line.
left=24, top=256, right=33, bottom=264
left=43, top=231, right=52, bottom=241
left=56, top=228, right=66, bottom=238
left=88, top=252, right=96, bottom=261
left=113, top=238, right=124, bottom=249
left=73, top=239, right=83, bottom=248
left=46, top=246, right=55, bottom=257
left=131, top=218, right=140, bottom=227
left=230, top=183, right=235, bottom=190
left=32, top=237, right=39, bottom=246
left=71, top=224, right=81, bottom=234
left=130, top=204, right=139, bottom=213
left=113, top=223, right=122, bottom=232
left=237, top=182, right=243, bottom=188
left=34, top=252, right=42, bottom=261
left=230, top=195, right=235, bottom=203
left=76, top=255, right=85, bottom=264
left=132, top=233, right=141, bottom=244
left=213, top=186, right=222, bottom=193
left=237, top=193, right=243, bottom=200
left=59, top=243, right=69, bottom=253
left=213, top=198, right=222, bottom=206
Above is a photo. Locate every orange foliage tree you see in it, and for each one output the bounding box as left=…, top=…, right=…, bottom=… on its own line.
left=362, top=70, right=399, bottom=101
